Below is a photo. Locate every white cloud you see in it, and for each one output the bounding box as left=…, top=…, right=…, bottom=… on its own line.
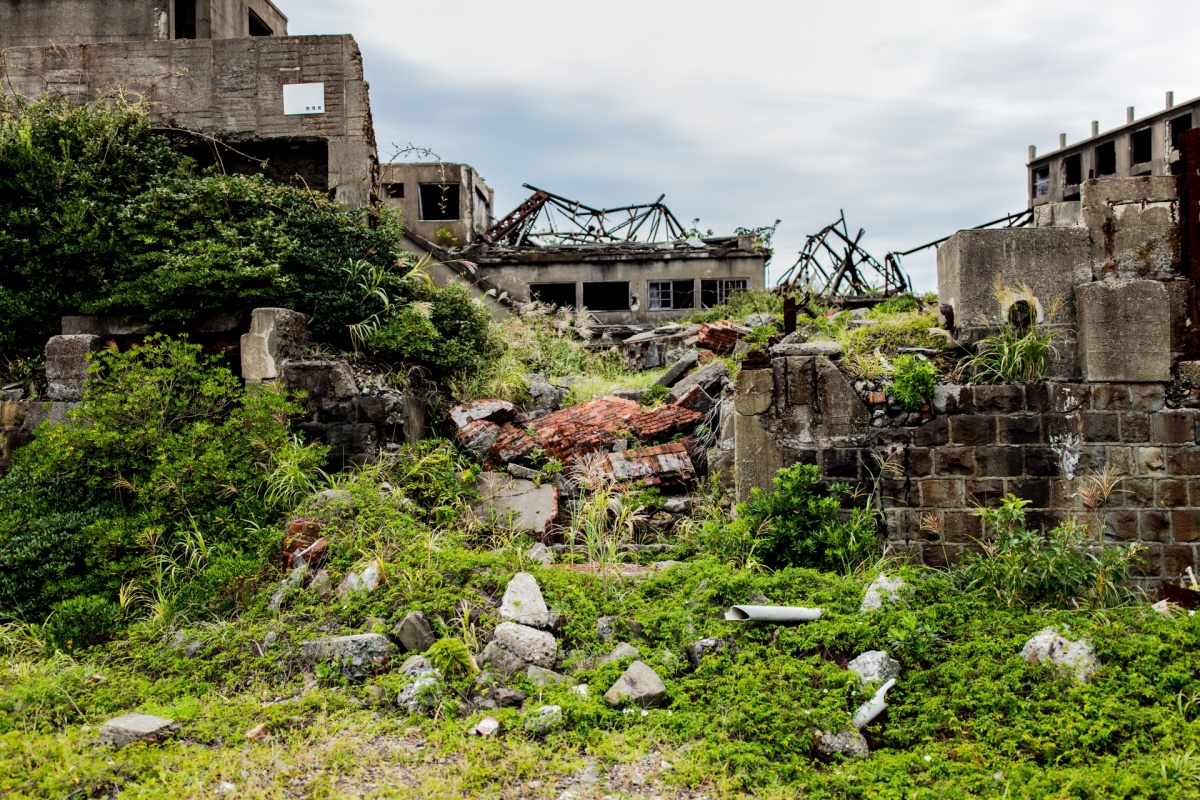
left=284, top=0, right=1200, bottom=290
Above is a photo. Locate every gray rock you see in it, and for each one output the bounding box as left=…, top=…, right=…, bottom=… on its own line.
left=662, top=496, right=692, bottom=514
left=270, top=564, right=309, bottom=611
left=860, top=573, right=907, bottom=612
left=847, top=650, right=900, bottom=686
left=500, top=572, right=553, bottom=629
left=523, top=704, right=564, bottom=735
left=742, top=314, right=779, bottom=329
left=611, top=388, right=648, bottom=404
left=656, top=350, right=699, bottom=387
left=1020, top=627, right=1097, bottom=683
left=99, top=713, right=178, bottom=748
left=668, top=361, right=729, bottom=402
left=394, top=611, right=436, bottom=653
left=526, top=543, right=552, bottom=566
left=301, top=634, right=394, bottom=679
left=598, top=642, right=640, bottom=665
left=400, top=655, right=432, bottom=676
left=815, top=728, right=869, bottom=759
left=686, top=638, right=726, bottom=668
left=308, top=569, right=332, bottom=598
left=506, top=463, right=543, bottom=481
left=525, top=665, right=575, bottom=686
left=478, top=622, right=557, bottom=675
left=469, top=473, right=558, bottom=536
left=653, top=560, right=683, bottom=571
left=397, top=669, right=443, bottom=715
left=603, top=660, right=667, bottom=708
left=770, top=340, right=843, bottom=358
left=474, top=716, right=501, bottom=736
left=597, top=617, right=617, bottom=640
left=315, top=489, right=353, bottom=507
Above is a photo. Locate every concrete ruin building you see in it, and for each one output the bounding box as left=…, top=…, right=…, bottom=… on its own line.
left=0, top=0, right=378, bottom=209
left=1028, top=90, right=1197, bottom=208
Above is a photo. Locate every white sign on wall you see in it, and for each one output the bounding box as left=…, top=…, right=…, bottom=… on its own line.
left=282, top=83, right=326, bottom=115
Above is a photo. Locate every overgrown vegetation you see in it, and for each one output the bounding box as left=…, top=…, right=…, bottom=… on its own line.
left=960, top=284, right=1059, bottom=384
left=887, top=354, right=939, bottom=411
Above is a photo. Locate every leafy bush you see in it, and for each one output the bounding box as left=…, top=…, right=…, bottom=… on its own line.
left=957, top=494, right=1141, bottom=609
left=0, top=336, right=316, bottom=621
left=426, top=638, right=478, bottom=680
left=687, top=288, right=781, bottom=324
left=365, top=281, right=497, bottom=381
left=43, top=595, right=121, bottom=651
left=728, top=464, right=879, bottom=573
left=887, top=354, right=939, bottom=411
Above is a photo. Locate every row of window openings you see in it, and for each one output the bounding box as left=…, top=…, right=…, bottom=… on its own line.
left=531, top=279, right=749, bottom=312
left=172, top=1, right=273, bottom=39
left=381, top=183, right=491, bottom=223
left=1032, top=113, right=1194, bottom=197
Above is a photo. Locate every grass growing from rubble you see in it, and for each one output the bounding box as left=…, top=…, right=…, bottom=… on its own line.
left=4, top=453, right=1200, bottom=798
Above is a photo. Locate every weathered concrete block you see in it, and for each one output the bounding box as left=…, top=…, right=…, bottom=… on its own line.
left=44, top=334, right=102, bottom=401
left=280, top=360, right=356, bottom=409
left=1082, top=178, right=1180, bottom=280
left=1033, top=201, right=1082, bottom=228
left=98, top=713, right=178, bottom=748
left=1076, top=280, right=1170, bottom=383
left=240, top=308, right=311, bottom=381
left=469, top=472, right=558, bottom=535
left=937, top=228, right=1091, bottom=343
left=61, top=316, right=152, bottom=336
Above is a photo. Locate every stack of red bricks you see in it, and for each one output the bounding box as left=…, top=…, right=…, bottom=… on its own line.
left=697, top=321, right=752, bottom=354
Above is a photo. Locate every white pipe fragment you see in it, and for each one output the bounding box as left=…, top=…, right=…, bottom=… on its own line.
left=723, top=605, right=822, bottom=623
left=851, top=678, right=896, bottom=729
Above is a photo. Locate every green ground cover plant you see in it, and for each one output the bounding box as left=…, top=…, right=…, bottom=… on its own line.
left=887, top=354, right=939, bottom=411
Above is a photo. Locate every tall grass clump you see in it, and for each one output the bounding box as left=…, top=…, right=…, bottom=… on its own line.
left=960, top=283, right=1059, bottom=384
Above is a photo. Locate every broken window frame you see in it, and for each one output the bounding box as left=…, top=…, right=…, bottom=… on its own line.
left=383, top=182, right=404, bottom=200
left=1063, top=153, right=1082, bottom=188
left=699, top=279, right=749, bottom=309
left=1032, top=167, right=1050, bottom=198
left=530, top=283, right=577, bottom=310
left=1171, top=112, right=1194, bottom=152
left=418, top=182, right=462, bottom=222
left=174, top=0, right=197, bottom=39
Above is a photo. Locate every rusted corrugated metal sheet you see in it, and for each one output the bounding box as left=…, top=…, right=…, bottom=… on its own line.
left=599, top=442, right=695, bottom=487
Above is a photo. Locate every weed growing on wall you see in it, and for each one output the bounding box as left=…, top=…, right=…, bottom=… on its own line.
left=887, top=354, right=939, bottom=411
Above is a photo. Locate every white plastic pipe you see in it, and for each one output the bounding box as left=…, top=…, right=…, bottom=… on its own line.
left=852, top=678, right=896, bottom=729
left=723, top=605, right=822, bottom=623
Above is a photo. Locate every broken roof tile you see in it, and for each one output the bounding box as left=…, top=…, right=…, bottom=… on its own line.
left=629, top=404, right=703, bottom=441
left=488, top=423, right=537, bottom=467
left=697, top=321, right=752, bottom=354
left=600, top=443, right=695, bottom=488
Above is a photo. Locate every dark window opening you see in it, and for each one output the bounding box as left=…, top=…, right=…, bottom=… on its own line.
left=700, top=279, right=749, bottom=309
left=1131, top=127, right=1153, bottom=164
left=1095, top=141, right=1116, bottom=176
left=174, top=0, right=197, bottom=39
left=248, top=9, right=273, bottom=36
left=1032, top=167, right=1050, bottom=197
left=169, top=134, right=329, bottom=193
left=1063, top=153, right=1082, bottom=186
left=418, top=183, right=461, bottom=221
left=531, top=283, right=576, bottom=309
left=582, top=282, right=630, bottom=312
left=1170, top=113, right=1193, bottom=151
left=383, top=183, right=404, bottom=200
left=1008, top=300, right=1035, bottom=334
left=647, top=280, right=695, bottom=310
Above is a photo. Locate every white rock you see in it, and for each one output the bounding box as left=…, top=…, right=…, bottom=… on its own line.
left=474, top=716, right=501, bottom=736
left=860, top=573, right=907, bottom=612
left=500, top=572, right=553, bottom=629
left=523, top=704, right=564, bottom=734
left=598, top=642, right=640, bottom=665
left=526, top=543, right=552, bottom=566
left=815, top=728, right=869, bottom=759
left=1020, top=626, right=1097, bottom=683
left=847, top=650, right=900, bottom=686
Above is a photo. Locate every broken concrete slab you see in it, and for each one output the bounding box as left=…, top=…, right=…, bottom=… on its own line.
left=45, top=334, right=103, bottom=401
left=239, top=308, right=311, bottom=382
left=449, top=399, right=516, bottom=429
left=603, top=660, right=667, bottom=708
left=99, top=713, right=179, bottom=748
left=1076, top=280, right=1170, bottom=383
left=469, top=472, right=558, bottom=535
left=671, top=383, right=714, bottom=414
left=769, top=340, right=843, bottom=358
left=656, top=350, right=699, bottom=387
left=668, top=360, right=729, bottom=403
left=622, top=329, right=694, bottom=370
left=499, top=572, right=554, bottom=629
left=394, top=611, right=437, bottom=653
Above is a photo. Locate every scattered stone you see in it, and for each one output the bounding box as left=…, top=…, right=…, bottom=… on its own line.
left=769, top=340, right=843, bottom=358
left=478, top=622, right=557, bottom=675
left=1020, top=626, right=1097, bottom=683
left=239, top=307, right=311, bottom=381
left=603, top=660, right=667, bottom=708
left=597, top=617, right=617, bottom=640
left=499, top=572, right=554, bottom=629
left=397, top=667, right=443, bottom=715
left=742, top=313, right=779, bottom=329
left=525, top=665, right=575, bottom=686
left=400, top=655, right=432, bottom=676
left=308, top=569, right=332, bottom=598
left=301, top=634, right=394, bottom=679
left=847, top=650, right=901, bottom=686
left=815, top=728, right=869, bottom=759
left=394, top=611, right=437, bottom=653
left=599, top=642, right=640, bottom=665
left=526, top=542, right=552, bottom=566
left=364, top=685, right=389, bottom=705
left=474, top=716, right=501, bottom=737
left=662, top=496, right=692, bottom=515
left=525, top=376, right=567, bottom=416
left=668, top=360, right=729, bottom=403
left=686, top=638, right=726, bottom=668
left=572, top=684, right=589, bottom=698
left=506, top=463, right=543, bottom=481
left=449, top=399, right=516, bottom=429
left=360, top=563, right=381, bottom=592
left=245, top=723, right=268, bottom=742
left=99, top=713, right=178, bottom=748
left=860, top=573, right=907, bottom=612
left=315, top=489, right=353, bottom=507
left=611, top=388, right=649, bottom=404
left=656, top=350, right=699, bottom=387
left=653, top=560, right=682, bottom=571
left=523, top=705, right=564, bottom=735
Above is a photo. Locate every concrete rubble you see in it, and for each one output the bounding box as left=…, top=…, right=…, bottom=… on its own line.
left=603, top=660, right=667, bottom=708
left=394, top=611, right=437, bottom=653
left=478, top=622, right=558, bottom=675
left=499, top=572, right=554, bottom=629
left=99, top=713, right=179, bottom=748
left=469, top=473, right=558, bottom=535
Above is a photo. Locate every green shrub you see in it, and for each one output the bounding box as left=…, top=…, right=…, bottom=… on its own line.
left=43, top=594, right=121, bottom=651
left=887, top=354, right=939, bottom=411
left=0, top=336, right=317, bottom=622
left=728, top=463, right=879, bottom=573
left=957, top=494, right=1141, bottom=609
left=687, top=288, right=781, bottom=324
left=425, top=638, right=478, bottom=680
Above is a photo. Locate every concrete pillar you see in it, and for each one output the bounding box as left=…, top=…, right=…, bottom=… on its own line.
left=240, top=308, right=311, bottom=381
left=732, top=367, right=782, bottom=501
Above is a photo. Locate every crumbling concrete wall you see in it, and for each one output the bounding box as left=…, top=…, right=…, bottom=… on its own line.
left=0, top=34, right=376, bottom=209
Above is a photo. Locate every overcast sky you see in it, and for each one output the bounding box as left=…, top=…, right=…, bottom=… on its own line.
left=284, top=0, right=1200, bottom=291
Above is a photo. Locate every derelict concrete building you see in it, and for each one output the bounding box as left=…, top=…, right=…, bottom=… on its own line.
left=381, top=162, right=496, bottom=251
left=0, top=1, right=378, bottom=209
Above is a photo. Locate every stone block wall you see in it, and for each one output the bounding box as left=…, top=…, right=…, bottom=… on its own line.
left=733, top=354, right=1200, bottom=581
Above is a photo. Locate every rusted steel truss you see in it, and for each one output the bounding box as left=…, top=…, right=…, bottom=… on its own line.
left=480, top=184, right=688, bottom=247
left=777, top=210, right=910, bottom=300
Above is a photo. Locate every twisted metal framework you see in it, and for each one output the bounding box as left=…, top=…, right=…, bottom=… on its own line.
left=777, top=211, right=909, bottom=299
left=481, top=184, right=688, bottom=247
